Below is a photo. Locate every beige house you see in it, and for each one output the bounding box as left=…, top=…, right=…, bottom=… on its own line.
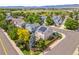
left=12, top=18, right=25, bottom=28
left=35, top=26, right=53, bottom=40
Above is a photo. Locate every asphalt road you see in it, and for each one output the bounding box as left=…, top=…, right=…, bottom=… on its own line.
left=0, top=40, right=5, bottom=54
left=0, top=29, right=19, bottom=55
left=44, top=27, right=79, bottom=55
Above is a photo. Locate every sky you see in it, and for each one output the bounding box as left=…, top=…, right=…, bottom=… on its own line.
left=0, top=0, right=79, bottom=6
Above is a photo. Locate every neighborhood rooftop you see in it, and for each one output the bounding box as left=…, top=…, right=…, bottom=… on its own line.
left=38, top=26, right=47, bottom=32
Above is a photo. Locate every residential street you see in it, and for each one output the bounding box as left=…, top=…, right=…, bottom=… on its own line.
left=0, top=39, right=5, bottom=54
left=44, top=27, right=79, bottom=55
left=0, top=28, right=19, bottom=55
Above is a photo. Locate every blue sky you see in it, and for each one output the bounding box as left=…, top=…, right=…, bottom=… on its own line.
left=0, top=0, right=79, bottom=6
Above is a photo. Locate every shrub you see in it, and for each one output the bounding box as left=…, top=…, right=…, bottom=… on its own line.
left=46, top=16, right=54, bottom=26
left=36, top=39, right=45, bottom=50
left=64, top=17, right=79, bottom=30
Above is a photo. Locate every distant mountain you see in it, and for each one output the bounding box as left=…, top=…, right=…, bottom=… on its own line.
left=0, top=6, right=41, bottom=9
left=0, top=4, right=79, bottom=9
left=42, top=4, right=79, bottom=8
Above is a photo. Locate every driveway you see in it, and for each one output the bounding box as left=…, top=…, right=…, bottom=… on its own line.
left=0, top=28, right=19, bottom=55
left=44, top=27, right=79, bottom=55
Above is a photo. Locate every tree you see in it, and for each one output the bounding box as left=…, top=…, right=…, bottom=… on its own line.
left=25, top=14, right=34, bottom=24
left=36, top=39, right=45, bottom=50
left=0, top=13, right=6, bottom=21
left=24, top=13, right=40, bottom=24
left=0, top=10, right=6, bottom=29
left=11, top=11, right=26, bottom=18
left=0, top=20, right=8, bottom=31
left=69, top=12, right=74, bottom=18
left=73, top=11, right=79, bottom=21
left=7, top=24, right=18, bottom=40
left=17, top=28, right=30, bottom=42
left=17, top=28, right=30, bottom=50
left=45, top=16, right=54, bottom=26
left=16, top=39, right=25, bottom=50
left=64, top=17, right=79, bottom=30
left=54, top=11, right=62, bottom=15
left=34, top=14, right=40, bottom=24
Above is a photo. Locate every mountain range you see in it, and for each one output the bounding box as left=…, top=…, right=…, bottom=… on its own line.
left=0, top=4, right=79, bottom=9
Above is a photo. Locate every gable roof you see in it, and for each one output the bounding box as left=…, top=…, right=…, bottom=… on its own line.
left=6, top=16, right=13, bottom=20
left=40, top=15, right=47, bottom=20
left=52, top=15, right=63, bottom=25
left=36, top=26, right=48, bottom=33
left=38, top=26, right=47, bottom=32
left=25, top=23, right=39, bottom=33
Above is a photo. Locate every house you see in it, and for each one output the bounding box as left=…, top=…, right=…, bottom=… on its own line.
left=40, top=15, right=47, bottom=25
left=35, top=26, right=53, bottom=40
left=52, top=15, right=63, bottom=26
left=25, top=23, right=39, bottom=33
left=6, top=13, right=25, bottom=28
left=12, top=18, right=25, bottom=28
left=6, top=13, right=13, bottom=21
left=73, top=14, right=79, bottom=20
left=6, top=16, right=13, bottom=21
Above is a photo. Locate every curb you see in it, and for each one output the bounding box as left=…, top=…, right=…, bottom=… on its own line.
left=50, top=26, right=77, bottom=32
left=73, top=45, right=79, bottom=55
left=1, top=29, right=23, bottom=55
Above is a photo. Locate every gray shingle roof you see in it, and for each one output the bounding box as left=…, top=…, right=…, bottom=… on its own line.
left=52, top=15, right=63, bottom=25
left=38, top=27, right=47, bottom=32
left=25, top=23, right=39, bottom=33
left=6, top=16, right=13, bottom=20
left=40, top=16, right=47, bottom=20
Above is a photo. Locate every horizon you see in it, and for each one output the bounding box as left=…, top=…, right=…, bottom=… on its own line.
left=0, top=4, right=79, bottom=7
left=0, top=0, right=79, bottom=6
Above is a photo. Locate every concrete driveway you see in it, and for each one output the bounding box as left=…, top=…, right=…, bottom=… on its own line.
left=44, top=27, right=79, bottom=55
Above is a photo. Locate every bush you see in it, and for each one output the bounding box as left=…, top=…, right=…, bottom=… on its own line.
left=15, top=39, right=25, bottom=49
left=16, top=39, right=30, bottom=51
left=53, top=32, right=62, bottom=39
left=45, top=16, right=54, bottom=26
left=64, top=17, right=79, bottom=30
left=36, top=39, right=45, bottom=50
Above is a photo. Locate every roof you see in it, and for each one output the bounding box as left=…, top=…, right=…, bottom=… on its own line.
left=52, top=15, right=63, bottom=25
left=40, top=16, right=47, bottom=20
left=38, top=26, right=47, bottom=32
left=25, top=23, right=39, bottom=33
left=37, top=26, right=48, bottom=33
left=6, top=16, right=13, bottom=20
left=53, top=16, right=61, bottom=20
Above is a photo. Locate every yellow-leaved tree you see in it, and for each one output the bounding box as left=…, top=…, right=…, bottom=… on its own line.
left=17, top=28, right=30, bottom=42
